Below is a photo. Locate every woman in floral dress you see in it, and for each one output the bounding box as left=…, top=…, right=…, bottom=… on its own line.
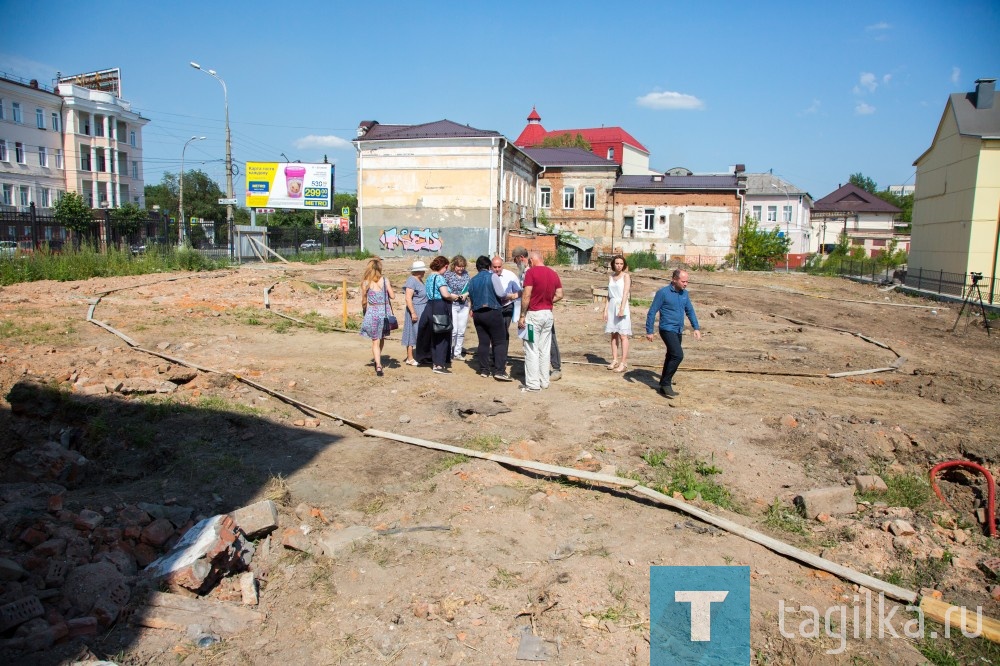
left=359, top=257, right=395, bottom=376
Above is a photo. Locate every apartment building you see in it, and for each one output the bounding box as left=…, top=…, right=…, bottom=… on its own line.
left=0, top=68, right=149, bottom=213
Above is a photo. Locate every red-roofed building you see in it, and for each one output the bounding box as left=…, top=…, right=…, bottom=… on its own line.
left=811, top=183, right=906, bottom=257
left=514, top=108, right=655, bottom=175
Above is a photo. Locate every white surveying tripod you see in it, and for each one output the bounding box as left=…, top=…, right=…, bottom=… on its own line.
left=951, top=271, right=992, bottom=337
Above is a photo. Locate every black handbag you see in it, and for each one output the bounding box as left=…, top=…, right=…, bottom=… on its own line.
left=431, top=313, right=452, bottom=334
left=382, top=278, right=399, bottom=335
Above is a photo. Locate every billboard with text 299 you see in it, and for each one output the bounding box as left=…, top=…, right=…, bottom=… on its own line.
left=245, top=162, right=334, bottom=210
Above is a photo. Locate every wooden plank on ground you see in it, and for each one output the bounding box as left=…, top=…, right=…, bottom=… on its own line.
left=135, top=592, right=263, bottom=634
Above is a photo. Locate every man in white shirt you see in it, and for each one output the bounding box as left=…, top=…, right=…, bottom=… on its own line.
left=491, top=255, right=521, bottom=335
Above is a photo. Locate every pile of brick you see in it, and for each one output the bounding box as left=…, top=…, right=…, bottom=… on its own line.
left=0, top=480, right=278, bottom=655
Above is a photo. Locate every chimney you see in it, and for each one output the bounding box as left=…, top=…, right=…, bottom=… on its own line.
left=975, top=78, right=996, bottom=110
left=29, top=79, right=38, bottom=88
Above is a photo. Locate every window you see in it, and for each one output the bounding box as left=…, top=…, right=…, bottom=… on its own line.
left=643, top=208, right=655, bottom=231
left=0, top=99, right=4, bottom=120
left=118, top=152, right=127, bottom=175
left=584, top=187, right=596, bottom=210
left=132, top=160, right=139, bottom=179
left=2, top=184, right=11, bottom=205
left=129, top=130, right=136, bottom=147
left=15, top=142, right=24, bottom=164
left=767, top=206, right=777, bottom=222
left=19, top=186, right=29, bottom=207
left=36, top=108, right=44, bottom=129
left=55, top=149, right=63, bottom=169
left=51, top=112, right=59, bottom=132
left=80, top=147, right=91, bottom=171
left=563, top=187, right=575, bottom=209
left=783, top=205, right=792, bottom=223
left=539, top=186, right=551, bottom=208
left=12, top=102, right=22, bottom=123
left=40, top=188, right=50, bottom=207
left=607, top=147, right=614, bottom=160
left=751, top=206, right=762, bottom=221
left=96, top=151, right=106, bottom=173
left=0, top=140, right=6, bottom=162
left=38, top=146, right=47, bottom=167
left=94, top=118, right=104, bottom=137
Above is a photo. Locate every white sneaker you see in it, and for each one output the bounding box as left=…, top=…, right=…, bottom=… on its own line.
left=550, top=370, right=562, bottom=381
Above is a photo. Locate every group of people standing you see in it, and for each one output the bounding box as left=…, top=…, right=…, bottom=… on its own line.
left=359, top=250, right=699, bottom=398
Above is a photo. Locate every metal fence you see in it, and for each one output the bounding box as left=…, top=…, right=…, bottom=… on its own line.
left=0, top=205, right=361, bottom=261
left=831, top=259, right=901, bottom=285
left=902, top=267, right=998, bottom=305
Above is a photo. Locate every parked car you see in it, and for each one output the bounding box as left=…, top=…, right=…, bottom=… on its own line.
left=300, top=239, right=322, bottom=251
left=0, top=240, right=16, bottom=257
left=130, top=243, right=146, bottom=256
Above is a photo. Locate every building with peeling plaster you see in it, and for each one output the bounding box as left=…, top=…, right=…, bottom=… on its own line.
left=353, top=119, right=538, bottom=258
left=608, top=169, right=747, bottom=266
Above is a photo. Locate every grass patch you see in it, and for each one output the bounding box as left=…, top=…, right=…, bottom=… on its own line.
left=763, top=499, right=808, bottom=536
left=0, top=319, right=79, bottom=346
left=263, top=474, right=292, bottom=506
left=0, top=244, right=229, bottom=286
left=488, top=568, right=521, bottom=589
left=354, top=492, right=390, bottom=516
left=857, top=473, right=932, bottom=509
left=427, top=453, right=469, bottom=476
left=917, top=626, right=1000, bottom=665
left=639, top=450, right=733, bottom=509
left=195, top=395, right=262, bottom=416
left=465, top=434, right=504, bottom=452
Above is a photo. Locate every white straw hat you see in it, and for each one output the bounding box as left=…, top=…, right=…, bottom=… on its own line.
left=410, top=260, right=427, bottom=272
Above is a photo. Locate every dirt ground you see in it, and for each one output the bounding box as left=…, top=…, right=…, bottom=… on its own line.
left=1, top=257, right=999, bottom=665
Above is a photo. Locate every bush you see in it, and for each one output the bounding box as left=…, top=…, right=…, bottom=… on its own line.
left=627, top=250, right=663, bottom=270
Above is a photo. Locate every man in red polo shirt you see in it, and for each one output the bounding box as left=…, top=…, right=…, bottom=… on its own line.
left=517, top=251, right=563, bottom=392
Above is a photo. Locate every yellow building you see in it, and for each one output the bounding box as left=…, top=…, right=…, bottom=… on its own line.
left=909, top=78, right=999, bottom=301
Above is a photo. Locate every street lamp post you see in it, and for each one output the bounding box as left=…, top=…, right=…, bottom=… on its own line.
left=190, top=62, right=234, bottom=258
left=772, top=183, right=792, bottom=272
left=179, top=135, right=206, bottom=246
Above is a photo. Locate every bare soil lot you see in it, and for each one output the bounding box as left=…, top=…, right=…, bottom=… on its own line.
left=1, top=258, right=998, bottom=665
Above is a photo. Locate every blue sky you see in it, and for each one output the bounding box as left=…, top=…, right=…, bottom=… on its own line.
left=4, top=1, right=998, bottom=199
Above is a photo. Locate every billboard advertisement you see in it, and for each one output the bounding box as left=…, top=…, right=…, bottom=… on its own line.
left=245, top=162, right=334, bottom=210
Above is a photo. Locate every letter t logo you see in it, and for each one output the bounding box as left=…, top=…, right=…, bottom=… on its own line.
left=675, top=591, right=729, bottom=641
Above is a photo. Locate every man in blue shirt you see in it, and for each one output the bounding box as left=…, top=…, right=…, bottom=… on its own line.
left=645, top=269, right=701, bottom=398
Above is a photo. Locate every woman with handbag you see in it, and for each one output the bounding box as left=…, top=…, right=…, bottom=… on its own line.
left=359, top=257, right=396, bottom=377
left=415, top=255, right=466, bottom=374
left=401, top=259, right=428, bottom=366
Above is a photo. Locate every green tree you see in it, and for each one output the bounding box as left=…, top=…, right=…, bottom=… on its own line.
left=733, top=215, right=791, bottom=270
left=144, top=170, right=228, bottom=227
left=54, top=192, right=95, bottom=244
left=876, top=189, right=913, bottom=226
left=110, top=202, right=145, bottom=236
left=540, top=133, right=592, bottom=150
left=849, top=172, right=879, bottom=194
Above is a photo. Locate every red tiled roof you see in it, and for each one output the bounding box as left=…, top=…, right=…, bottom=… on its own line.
left=514, top=123, right=548, bottom=147
left=527, top=106, right=541, bottom=121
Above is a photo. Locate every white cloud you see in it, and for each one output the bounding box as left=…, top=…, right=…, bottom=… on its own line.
left=636, top=90, right=705, bottom=110
left=951, top=67, right=961, bottom=85
left=882, top=74, right=891, bottom=85
left=865, top=21, right=891, bottom=31
left=801, top=99, right=821, bottom=115
left=858, top=72, right=878, bottom=93
left=855, top=102, right=876, bottom=115
left=293, top=134, right=352, bottom=150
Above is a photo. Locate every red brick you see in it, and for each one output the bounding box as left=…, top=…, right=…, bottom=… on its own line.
left=19, top=527, right=48, bottom=547
left=67, top=616, right=97, bottom=637
left=140, top=518, right=175, bottom=547
left=133, top=543, right=159, bottom=567
left=123, top=525, right=142, bottom=540
left=47, top=495, right=64, bottom=512
left=32, top=538, right=67, bottom=558
left=280, top=528, right=312, bottom=553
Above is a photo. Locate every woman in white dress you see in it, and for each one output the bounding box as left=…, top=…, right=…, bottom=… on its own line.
left=603, top=255, right=632, bottom=372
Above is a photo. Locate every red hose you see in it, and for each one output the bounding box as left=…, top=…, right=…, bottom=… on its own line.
left=929, top=460, right=997, bottom=538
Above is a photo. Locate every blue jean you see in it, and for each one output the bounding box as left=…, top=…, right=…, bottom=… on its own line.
left=658, top=329, right=684, bottom=388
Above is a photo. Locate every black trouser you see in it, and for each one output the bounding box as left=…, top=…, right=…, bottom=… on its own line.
left=473, top=308, right=508, bottom=374
left=502, top=305, right=514, bottom=340
left=658, top=329, right=684, bottom=388
left=416, top=299, right=453, bottom=368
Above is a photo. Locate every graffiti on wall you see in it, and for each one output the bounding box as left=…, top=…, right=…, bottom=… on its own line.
left=379, top=227, right=443, bottom=252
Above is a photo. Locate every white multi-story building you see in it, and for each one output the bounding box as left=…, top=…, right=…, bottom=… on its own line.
left=0, top=68, right=148, bottom=213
